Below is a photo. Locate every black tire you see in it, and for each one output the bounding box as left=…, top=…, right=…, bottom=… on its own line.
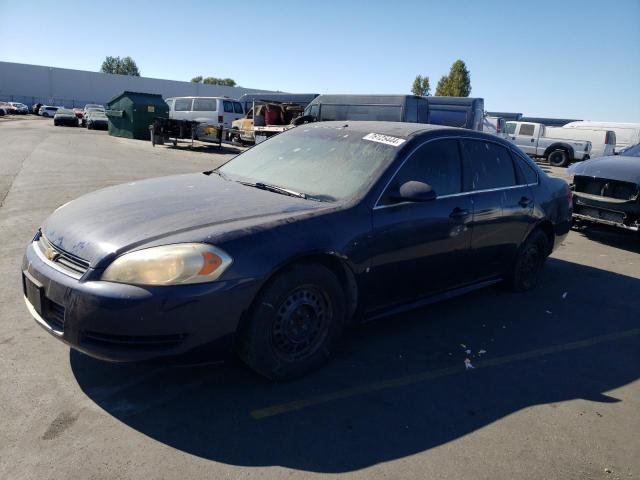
left=239, top=263, right=346, bottom=380
left=53, top=121, right=58, bottom=126
left=507, top=230, right=550, bottom=292
left=548, top=149, right=570, bottom=167
left=42, top=112, right=49, bottom=118
left=87, top=122, right=93, bottom=130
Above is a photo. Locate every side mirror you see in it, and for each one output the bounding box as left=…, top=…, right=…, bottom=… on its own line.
left=391, top=181, right=437, bottom=202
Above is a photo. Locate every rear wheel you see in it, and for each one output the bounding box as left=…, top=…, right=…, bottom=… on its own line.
left=239, top=264, right=345, bottom=380
left=507, top=230, right=549, bottom=292
left=548, top=149, right=570, bottom=167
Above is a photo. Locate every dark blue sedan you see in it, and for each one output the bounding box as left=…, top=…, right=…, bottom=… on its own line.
left=22, top=122, right=572, bottom=379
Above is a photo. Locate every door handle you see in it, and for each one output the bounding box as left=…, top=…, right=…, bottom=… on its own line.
left=449, top=207, right=469, bottom=219
left=530, top=138, right=535, bottom=142
left=519, top=197, right=532, bottom=208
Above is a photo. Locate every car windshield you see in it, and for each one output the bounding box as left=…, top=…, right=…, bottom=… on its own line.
left=57, top=109, right=73, bottom=115
left=219, top=125, right=401, bottom=202
left=621, top=144, right=640, bottom=157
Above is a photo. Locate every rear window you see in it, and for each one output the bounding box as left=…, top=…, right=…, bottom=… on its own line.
left=233, top=102, right=243, bottom=114
left=605, top=131, right=616, bottom=145
left=319, top=104, right=402, bottom=122
left=512, top=151, right=539, bottom=184
left=518, top=124, right=536, bottom=136
left=462, top=140, right=517, bottom=190
left=174, top=98, right=192, bottom=111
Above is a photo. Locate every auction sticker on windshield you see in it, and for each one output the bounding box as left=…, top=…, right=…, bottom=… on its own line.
left=362, top=132, right=406, bottom=147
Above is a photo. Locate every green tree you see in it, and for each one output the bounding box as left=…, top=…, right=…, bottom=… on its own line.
left=439, top=60, right=471, bottom=97
left=100, top=56, right=140, bottom=76
left=434, top=75, right=450, bottom=96
left=202, top=76, right=237, bottom=87
left=190, top=75, right=203, bottom=83
left=411, top=75, right=430, bottom=96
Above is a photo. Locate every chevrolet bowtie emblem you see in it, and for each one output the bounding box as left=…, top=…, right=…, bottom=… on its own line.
left=45, top=246, right=60, bottom=262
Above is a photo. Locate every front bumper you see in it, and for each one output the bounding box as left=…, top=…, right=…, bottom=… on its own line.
left=572, top=192, right=640, bottom=231
left=22, top=241, right=259, bottom=362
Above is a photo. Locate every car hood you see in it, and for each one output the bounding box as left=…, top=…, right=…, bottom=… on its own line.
left=569, top=155, right=640, bottom=185
left=41, top=173, right=329, bottom=267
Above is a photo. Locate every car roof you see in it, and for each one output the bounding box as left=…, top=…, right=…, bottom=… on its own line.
left=313, top=120, right=462, bottom=139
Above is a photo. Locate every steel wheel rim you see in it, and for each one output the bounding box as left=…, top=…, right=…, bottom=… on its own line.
left=271, top=286, right=330, bottom=361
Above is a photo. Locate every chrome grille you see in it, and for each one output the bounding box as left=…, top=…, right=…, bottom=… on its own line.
left=574, top=176, right=639, bottom=201
left=36, top=234, right=90, bottom=277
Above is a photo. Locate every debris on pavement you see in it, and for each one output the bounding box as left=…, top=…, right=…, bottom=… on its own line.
left=478, top=349, right=487, bottom=356
left=546, top=310, right=552, bottom=314
left=465, top=349, right=471, bottom=355
left=464, top=358, right=474, bottom=369
left=562, top=292, right=568, bottom=299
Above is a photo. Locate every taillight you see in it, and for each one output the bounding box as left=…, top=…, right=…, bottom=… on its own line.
left=497, top=122, right=502, bottom=133
left=218, top=115, right=224, bottom=123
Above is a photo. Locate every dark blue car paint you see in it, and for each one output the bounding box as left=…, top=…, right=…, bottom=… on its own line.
left=22, top=122, right=571, bottom=362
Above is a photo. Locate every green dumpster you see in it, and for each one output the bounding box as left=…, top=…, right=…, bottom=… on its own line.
left=105, top=91, right=169, bottom=140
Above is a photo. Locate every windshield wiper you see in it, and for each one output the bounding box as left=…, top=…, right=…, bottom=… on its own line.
left=238, top=181, right=307, bottom=199
left=211, top=169, right=229, bottom=180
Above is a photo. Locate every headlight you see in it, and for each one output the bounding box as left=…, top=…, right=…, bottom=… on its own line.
left=102, top=243, right=232, bottom=286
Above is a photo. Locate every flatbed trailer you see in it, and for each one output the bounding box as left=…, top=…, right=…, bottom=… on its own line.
left=149, top=118, right=225, bottom=148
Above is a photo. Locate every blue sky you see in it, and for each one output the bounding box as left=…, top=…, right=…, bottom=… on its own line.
left=1, top=0, right=639, bottom=121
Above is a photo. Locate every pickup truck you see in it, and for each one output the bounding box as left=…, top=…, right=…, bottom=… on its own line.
left=230, top=101, right=304, bottom=145
left=506, top=121, right=591, bottom=167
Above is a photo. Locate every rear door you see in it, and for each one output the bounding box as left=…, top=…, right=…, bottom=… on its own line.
left=461, top=139, right=534, bottom=279
left=513, top=123, right=538, bottom=155
left=173, top=98, right=193, bottom=121
left=367, top=138, right=473, bottom=310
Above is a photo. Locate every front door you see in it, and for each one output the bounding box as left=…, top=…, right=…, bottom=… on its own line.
left=366, top=138, right=473, bottom=311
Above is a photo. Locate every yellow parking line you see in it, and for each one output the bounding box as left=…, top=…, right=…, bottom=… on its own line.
left=251, top=328, right=640, bottom=419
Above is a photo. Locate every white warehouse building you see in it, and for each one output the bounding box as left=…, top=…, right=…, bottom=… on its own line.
left=0, top=61, right=273, bottom=108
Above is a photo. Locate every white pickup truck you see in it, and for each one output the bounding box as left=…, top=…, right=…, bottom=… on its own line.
left=506, top=121, right=592, bottom=167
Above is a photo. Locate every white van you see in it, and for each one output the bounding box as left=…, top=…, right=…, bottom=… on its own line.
left=546, top=126, right=615, bottom=158
left=165, top=97, right=244, bottom=129
left=563, top=121, right=640, bottom=153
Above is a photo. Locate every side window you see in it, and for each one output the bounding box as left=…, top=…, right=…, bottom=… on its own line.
left=505, top=122, right=516, bottom=135
left=518, top=123, right=535, bottom=136
left=512, top=151, right=538, bottom=184
left=193, top=98, right=217, bottom=111
left=223, top=101, right=234, bottom=113
left=174, top=98, right=192, bottom=111
left=234, top=102, right=243, bottom=114
left=462, top=140, right=517, bottom=190
left=380, top=139, right=462, bottom=205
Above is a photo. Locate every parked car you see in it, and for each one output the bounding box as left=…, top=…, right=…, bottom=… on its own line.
left=563, top=121, right=640, bottom=154
left=303, top=95, right=485, bottom=131
left=53, top=108, right=78, bottom=126
left=165, top=96, right=244, bottom=130
left=546, top=126, right=616, bottom=159
left=482, top=115, right=508, bottom=139
left=86, top=110, right=108, bottom=130
left=0, top=102, right=18, bottom=114
left=8, top=102, right=29, bottom=114
left=22, top=121, right=572, bottom=379
left=39, top=106, right=59, bottom=117
left=569, top=143, right=640, bottom=232
left=32, top=103, right=43, bottom=115
left=81, top=107, right=105, bottom=127
left=237, top=93, right=319, bottom=114
left=506, top=121, right=592, bottom=167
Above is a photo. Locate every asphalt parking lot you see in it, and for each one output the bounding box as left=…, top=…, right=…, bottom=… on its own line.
left=1, top=118, right=638, bottom=480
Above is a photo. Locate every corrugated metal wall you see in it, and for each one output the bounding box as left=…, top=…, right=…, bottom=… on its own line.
left=0, top=61, right=274, bottom=107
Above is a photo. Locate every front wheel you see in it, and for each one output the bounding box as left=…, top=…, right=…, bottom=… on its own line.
left=548, top=149, right=570, bottom=167
left=239, top=264, right=346, bottom=380
left=507, top=230, right=549, bottom=292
